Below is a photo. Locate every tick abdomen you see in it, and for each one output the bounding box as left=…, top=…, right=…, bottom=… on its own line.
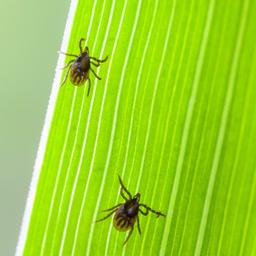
left=113, top=206, right=136, bottom=232
left=70, top=62, right=88, bottom=85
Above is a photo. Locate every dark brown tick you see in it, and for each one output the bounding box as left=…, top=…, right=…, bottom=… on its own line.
left=59, top=38, right=108, bottom=96
left=96, top=175, right=166, bottom=245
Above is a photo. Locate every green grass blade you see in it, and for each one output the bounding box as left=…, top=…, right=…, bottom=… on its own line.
left=16, top=0, right=256, bottom=255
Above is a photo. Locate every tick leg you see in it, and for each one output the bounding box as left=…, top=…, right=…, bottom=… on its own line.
left=91, top=61, right=100, bottom=67
left=118, top=175, right=132, bottom=199
left=89, top=56, right=108, bottom=63
left=123, top=226, right=134, bottom=245
left=60, top=65, right=72, bottom=86
left=90, top=68, right=102, bottom=80
left=60, top=59, right=75, bottom=69
left=139, top=208, right=148, bottom=216
left=120, top=188, right=128, bottom=201
left=79, top=38, right=86, bottom=53
left=101, top=203, right=122, bottom=212
left=87, top=78, right=91, bottom=97
left=58, top=51, right=78, bottom=58
left=137, top=216, right=141, bottom=235
left=96, top=209, right=117, bottom=222
left=139, top=204, right=166, bottom=217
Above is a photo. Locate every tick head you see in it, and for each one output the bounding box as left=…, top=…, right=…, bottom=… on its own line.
left=134, top=193, right=141, bottom=202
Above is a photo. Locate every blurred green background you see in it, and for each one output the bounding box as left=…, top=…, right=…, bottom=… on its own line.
left=0, top=0, right=69, bottom=254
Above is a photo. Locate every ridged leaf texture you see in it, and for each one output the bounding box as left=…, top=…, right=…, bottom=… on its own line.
left=17, top=0, right=256, bottom=255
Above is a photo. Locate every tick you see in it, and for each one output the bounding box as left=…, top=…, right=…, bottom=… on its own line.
left=96, top=175, right=166, bottom=245
left=59, top=38, right=108, bottom=96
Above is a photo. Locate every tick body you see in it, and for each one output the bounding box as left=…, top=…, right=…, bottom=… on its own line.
left=97, top=175, right=165, bottom=245
left=59, top=38, right=108, bottom=96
